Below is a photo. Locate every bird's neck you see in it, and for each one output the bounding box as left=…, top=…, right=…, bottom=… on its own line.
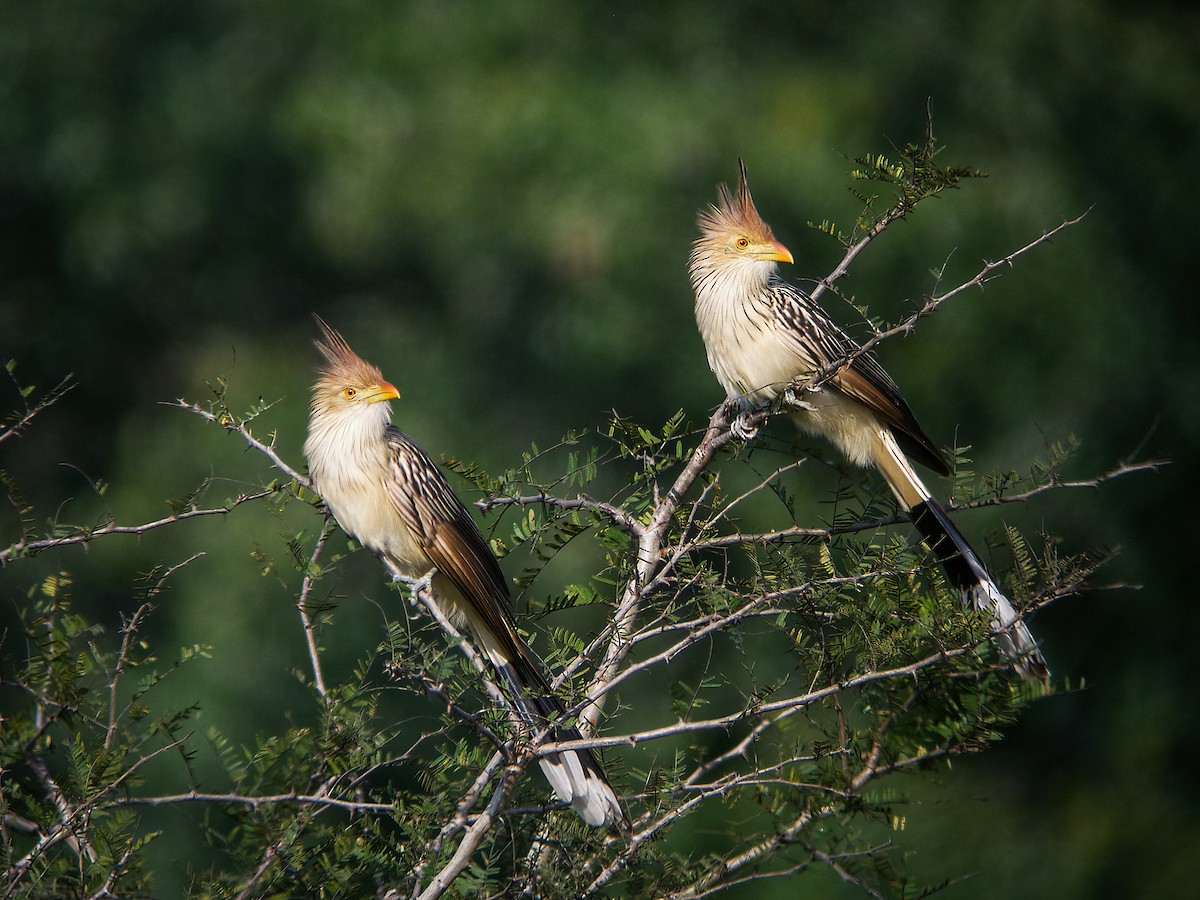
left=305, top=403, right=392, bottom=488
left=690, top=251, right=778, bottom=344
left=689, top=251, right=786, bottom=402
left=690, top=251, right=776, bottom=315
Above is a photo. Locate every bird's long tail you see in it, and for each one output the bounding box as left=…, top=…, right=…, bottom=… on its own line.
left=473, top=627, right=625, bottom=829
left=870, top=429, right=1049, bottom=681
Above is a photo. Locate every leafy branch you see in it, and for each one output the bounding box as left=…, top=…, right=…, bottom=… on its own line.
left=810, top=112, right=984, bottom=302
left=0, top=364, right=75, bottom=447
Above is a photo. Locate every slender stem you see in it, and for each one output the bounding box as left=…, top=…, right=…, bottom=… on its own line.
left=296, top=522, right=335, bottom=698
left=0, top=488, right=277, bottom=566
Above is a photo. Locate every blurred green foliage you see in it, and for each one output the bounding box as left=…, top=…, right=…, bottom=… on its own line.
left=2, top=0, right=1198, bottom=897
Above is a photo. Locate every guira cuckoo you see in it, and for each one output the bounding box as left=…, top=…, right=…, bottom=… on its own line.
left=303, top=318, right=623, bottom=826
left=688, top=162, right=1048, bottom=680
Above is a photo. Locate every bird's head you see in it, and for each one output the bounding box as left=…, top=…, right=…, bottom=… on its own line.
left=692, top=159, right=794, bottom=273
left=310, top=316, right=400, bottom=422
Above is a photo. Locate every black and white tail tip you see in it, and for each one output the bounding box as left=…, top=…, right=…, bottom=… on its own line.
left=911, top=500, right=1049, bottom=682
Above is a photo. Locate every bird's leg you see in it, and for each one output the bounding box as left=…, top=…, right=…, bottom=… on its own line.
left=726, top=396, right=766, bottom=441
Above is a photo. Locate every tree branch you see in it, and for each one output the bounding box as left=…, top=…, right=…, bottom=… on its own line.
left=580, top=406, right=737, bottom=733
left=0, top=374, right=75, bottom=446
left=479, top=491, right=645, bottom=537
left=413, top=763, right=518, bottom=900
left=801, top=211, right=1089, bottom=398
left=106, top=789, right=395, bottom=814
left=964, top=456, right=1166, bottom=510
left=296, top=520, right=335, bottom=698
left=173, top=398, right=311, bottom=487
left=0, top=486, right=278, bottom=566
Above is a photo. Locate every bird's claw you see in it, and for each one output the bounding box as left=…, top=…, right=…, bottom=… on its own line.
left=730, top=412, right=761, bottom=442
left=782, top=384, right=818, bottom=413
left=393, top=568, right=436, bottom=603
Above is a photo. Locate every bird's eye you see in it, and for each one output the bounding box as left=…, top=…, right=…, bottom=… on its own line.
left=735, top=237, right=750, bottom=250
left=342, top=387, right=357, bottom=400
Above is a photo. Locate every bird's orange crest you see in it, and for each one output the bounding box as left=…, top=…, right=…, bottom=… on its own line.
left=312, top=315, right=386, bottom=388
left=696, top=159, right=778, bottom=246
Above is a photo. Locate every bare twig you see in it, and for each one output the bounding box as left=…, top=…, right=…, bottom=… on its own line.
left=803, top=212, right=1089, bottom=398
left=296, top=520, right=335, bottom=698
left=106, top=789, right=394, bottom=814
left=548, top=643, right=971, bottom=758
left=479, top=491, right=644, bottom=537
left=105, top=601, right=154, bottom=752
left=809, top=205, right=910, bottom=306
left=104, top=554, right=204, bottom=751
left=963, top=456, right=1166, bottom=510
left=0, top=487, right=277, bottom=566
left=174, top=398, right=311, bottom=487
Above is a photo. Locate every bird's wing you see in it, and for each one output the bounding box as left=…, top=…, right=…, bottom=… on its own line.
left=382, top=427, right=522, bottom=646
left=772, top=282, right=950, bottom=475
left=381, top=427, right=626, bottom=823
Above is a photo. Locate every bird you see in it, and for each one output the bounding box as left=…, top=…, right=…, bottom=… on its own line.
left=303, top=317, right=624, bottom=827
left=688, top=161, right=1048, bottom=681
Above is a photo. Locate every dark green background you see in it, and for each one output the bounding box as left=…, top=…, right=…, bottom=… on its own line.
left=3, top=1, right=1197, bottom=896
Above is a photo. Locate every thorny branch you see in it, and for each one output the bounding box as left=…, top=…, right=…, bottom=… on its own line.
left=108, top=789, right=394, bottom=814
left=173, top=398, right=311, bottom=487
left=0, top=485, right=279, bottom=566
left=0, top=373, right=75, bottom=446
left=297, top=519, right=336, bottom=698
left=666, top=455, right=1166, bottom=557
left=480, top=491, right=644, bottom=536
left=963, top=456, right=1165, bottom=510
left=105, top=600, right=155, bottom=753
left=541, top=644, right=974, bottom=758
left=802, top=212, right=1089, bottom=399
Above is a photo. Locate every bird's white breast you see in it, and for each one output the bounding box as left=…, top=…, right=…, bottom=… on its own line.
left=694, top=262, right=808, bottom=404
left=304, top=405, right=425, bottom=568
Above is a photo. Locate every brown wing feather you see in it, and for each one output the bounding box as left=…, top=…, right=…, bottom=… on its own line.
left=382, top=427, right=527, bottom=652
left=833, top=362, right=950, bottom=476
left=772, top=281, right=950, bottom=476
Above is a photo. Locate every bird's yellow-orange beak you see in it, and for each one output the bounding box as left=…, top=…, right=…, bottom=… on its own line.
left=758, top=240, right=794, bottom=265
left=365, top=381, right=400, bottom=404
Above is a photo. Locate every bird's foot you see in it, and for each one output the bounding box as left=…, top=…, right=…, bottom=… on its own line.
left=781, top=383, right=818, bottom=413
left=730, top=412, right=761, bottom=441
left=393, top=568, right=436, bottom=603
left=724, top=397, right=766, bottom=441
